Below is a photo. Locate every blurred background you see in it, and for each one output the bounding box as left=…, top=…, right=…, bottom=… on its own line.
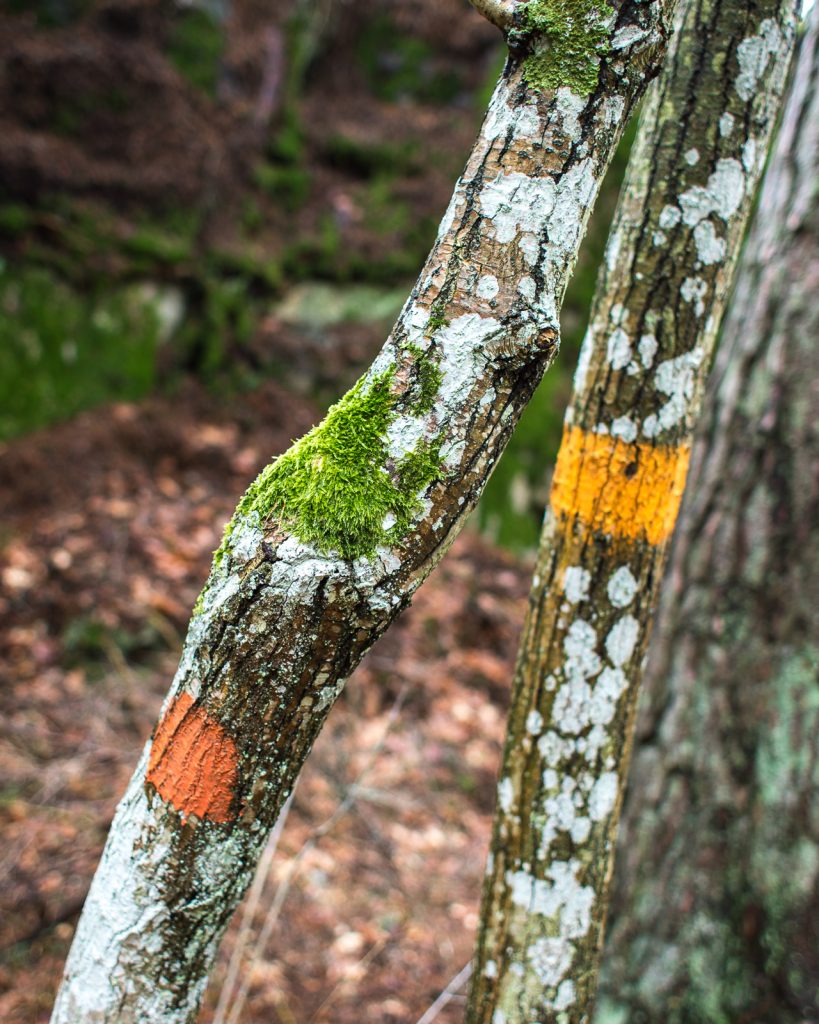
left=0, top=1, right=632, bottom=1020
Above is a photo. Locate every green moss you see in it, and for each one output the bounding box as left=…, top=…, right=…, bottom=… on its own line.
left=166, top=8, right=224, bottom=97
left=253, top=161, right=312, bottom=213
left=0, top=265, right=162, bottom=439
left=426, top=308, right=450, bottom=333
left=216, top=356, right=444, bottom=563
left=521, top=0, right=613, bottom=96
left=357, top=15, right=464, bottom=104
left=362, top=175, right=413, bottom=236
left=241, top=198, right=264, bottom=235
left=123, top=227, right=194, bottom=265
left=0, top=204, right=33, bottom=237
left=402, top=342, right=443, bottom=414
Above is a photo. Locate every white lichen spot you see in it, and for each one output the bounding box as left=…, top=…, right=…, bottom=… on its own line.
left=611, top=416, right=637, bottom=443
left=386, top=415, right=426, bottom=462
left=719, top=112, right=735, bottom=138
left=678, top=159, right=745, bottom=226
left=480, top=171, right=556, bottom=244
left=693, top=219, right=726, bottom=265
left=477, top=274, right=500, bottom=300
left=526, top=709, right=544, bottom=736
left=518, top=232, right=540, bottom=266
left=541, top=158, right=597, bottom=261
left=742, top=137, right=757, bottom=173
left=484, top=959, right=498, bottom=979
left=517, top=275, right=537, bottom=303
left=570, top=815, right=591, bottom=843
left=482, top=79, right=512, bottom=142
left=528, top=937, right=573, bottom=989
left=606, top=328, right=632, bottom=370
left=684, top=148, right=700, bottom=166
left=548, top=860, right=595, bottom=938
left=638, top=333, right=658, bottom=368
left=544, top=788, right=580, bottom=836
left=607, top=566, right=638, bottom=608
left=589, top=666, right=628, bottom=726
left=228, top=516, right=264, bottom=563
left=602, top=94, right=625, bottom=128
left=538, top=730, right=574, bottom=763
left=508, top=869, right=545, bottom=911
left=555, top=87, right=586, bottom=141
left=552, top=680, right=593, bottom=736
left=612, top=24, right=646, bottom=49
left=514, top=103, right=542, bottom=142
left=642, top=346, right=705, bottom=437
left=679, top=276, right=708, bottom=318
left=498, top=777, right=514, bottom=813
left=658, top=204, right=682, bottom=230
left=555, top=979, right=577, bottom=1011
left=652, top=230, right=667, bottom=247
left=605, top=615, right=640, bottom=667
left=735, top=19, right=782, bottom=102
left=507, top=861, right=594, bottom=941
left=564, top=619, right=602, bottom=687
left=588, top=771, right=619, bottom=822
left=563, top=566, right=591, bottom=604
left=433, top=313, right=504, bottom=452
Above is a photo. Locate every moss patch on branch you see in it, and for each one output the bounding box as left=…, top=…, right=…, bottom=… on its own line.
left=521, top=0, right=613, bottom=97
left=216, top=345, right=444, bottom=563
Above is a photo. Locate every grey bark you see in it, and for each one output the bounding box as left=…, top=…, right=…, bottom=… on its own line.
left=50, top=3, right=676, bottom=1021
left=597, top=8, right=819, bottom=1022
left=467, top=1, right=799, bottom=1022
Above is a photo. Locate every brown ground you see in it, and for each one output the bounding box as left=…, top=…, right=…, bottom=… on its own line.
left=0, top=382, right=530, bottom=1023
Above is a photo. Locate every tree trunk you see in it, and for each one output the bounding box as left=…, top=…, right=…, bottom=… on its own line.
left=467, top=1, right=799, bottom=1022
left=50, top=3, right=676, bottom=1021
left=596, top=8, right=819, bottom=1022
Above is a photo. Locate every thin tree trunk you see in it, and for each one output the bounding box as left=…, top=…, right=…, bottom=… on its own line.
left=597, top=8, right=819, bottom=1022
left=467, top=2, right=799, bottom=1022
left=50, top=3, right=676, bottom=1021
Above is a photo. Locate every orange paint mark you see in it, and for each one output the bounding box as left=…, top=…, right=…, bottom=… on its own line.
left=550, top=425, right=691, bottom=545
left=147, top=693, right=239, bottom=823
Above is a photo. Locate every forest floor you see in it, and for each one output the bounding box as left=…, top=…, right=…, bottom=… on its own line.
left=0, top=381, right=531, bottom=1024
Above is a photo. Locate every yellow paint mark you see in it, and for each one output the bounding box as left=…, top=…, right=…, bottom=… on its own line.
left=550, top=425, right=691, bottom=545
left=147, top=693, right=239, bottom=823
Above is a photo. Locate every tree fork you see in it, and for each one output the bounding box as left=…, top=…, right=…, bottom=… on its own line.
left=467, top=0, right=800, bottom=1022
left=50, top=2, right=676, bottom=1021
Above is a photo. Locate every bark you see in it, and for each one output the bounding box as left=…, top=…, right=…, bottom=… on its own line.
left=467, top=1, right=800, bottom=1022
left=596, top=8, right=819, bottom=1022
left=50, top=3, right=675, bottom=1022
